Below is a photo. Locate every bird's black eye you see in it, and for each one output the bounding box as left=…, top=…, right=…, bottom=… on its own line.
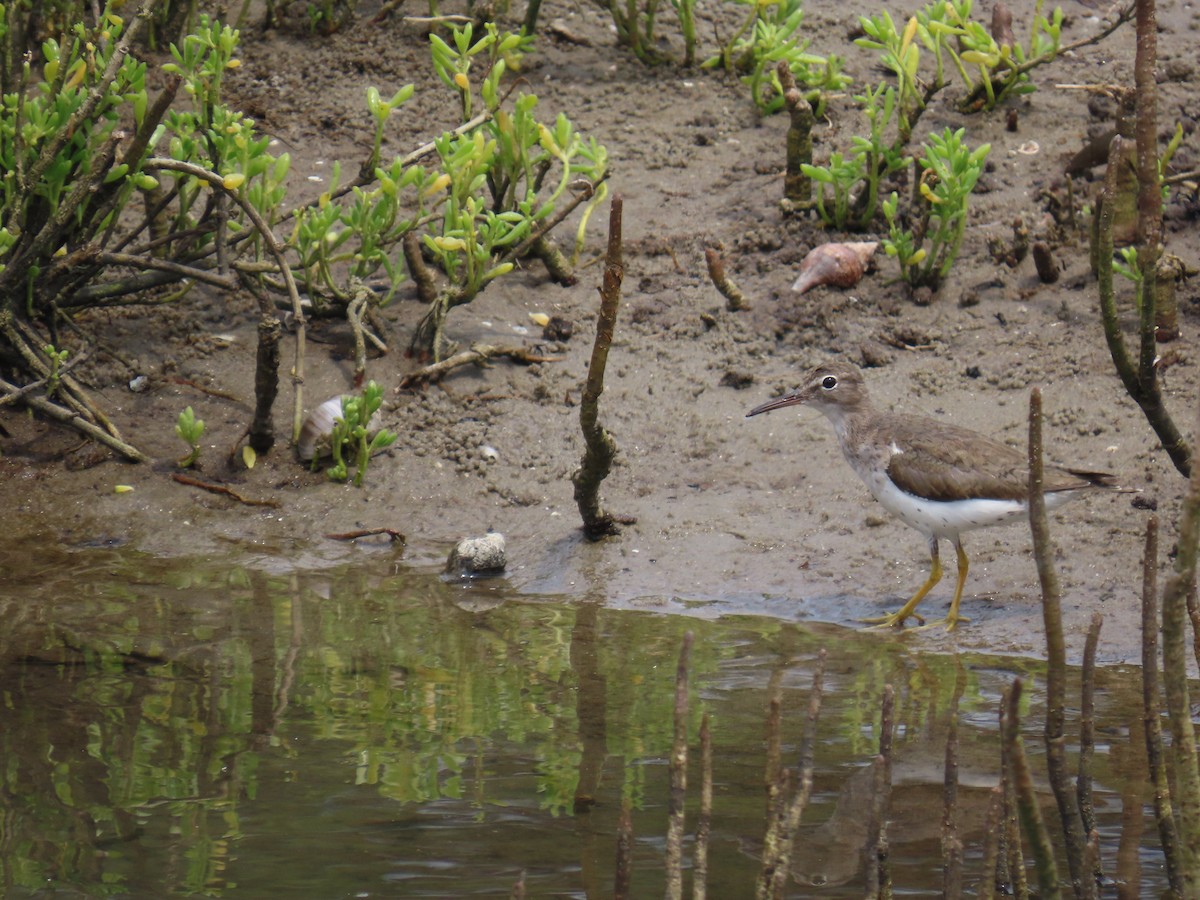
left=821, top=376, right=837, bottom=390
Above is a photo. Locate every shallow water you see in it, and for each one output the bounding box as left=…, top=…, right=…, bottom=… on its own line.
left=0, top=537, right=1167, bottom=897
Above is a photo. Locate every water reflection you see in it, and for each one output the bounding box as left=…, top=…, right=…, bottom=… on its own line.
left=0, top=541, right=1162, bottom=896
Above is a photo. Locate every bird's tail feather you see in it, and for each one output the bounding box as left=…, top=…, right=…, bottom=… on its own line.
left=1066, top=468, right=1139, bottom=492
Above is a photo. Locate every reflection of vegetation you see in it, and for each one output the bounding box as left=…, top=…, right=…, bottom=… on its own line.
left=0, top=546, right=1159, bottom=895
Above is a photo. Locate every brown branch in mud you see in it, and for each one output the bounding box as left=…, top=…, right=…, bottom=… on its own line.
left=777, top=61, right=814, bottom=208
left=1096, top=136, right=1191, bottom=476
left=0, top=375, right=149, bottom=462
left=694, top=712, right=713, bottom=900
left=346, top=282, right=382, bottom=388
left=172, top=376, right=242, bottom=405
left=0, top=347, right=89, bottom=407
left=0, top=313, right=105, bottom=428
left=403, top=232, right=439, bottom=305
left=1003, top=680, right=1061, bottom=900
left=1140, top=515, right=1185, bottom=895
left=1133, top=0, right=1170, bottom=339
left=248, top=313, right=283, bottom=455
left=1163, top=168, right=1200, bottom=188
left=323, top=528, right=406, bottom=543
left=756, top=649, right=826, bottom=900
left=397, top=343, right=560, bottom=391
left=664, top=631, right=693, bottom=900
left=529, top=236, right=578, bottom=287
left=171, top=473, right=280, bottom=508
left=705, top=247, right=750, bottom=311
left=1, top=315, right=138, bottom=454
left=506, top=177, right=606, bottom=266
left=572, top=194, right=635, bottom=539
left=1027, top=387, right=1088, bottom=896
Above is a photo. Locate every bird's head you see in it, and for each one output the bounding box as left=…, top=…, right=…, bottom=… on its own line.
left=745, top=361, right=868, bottom=419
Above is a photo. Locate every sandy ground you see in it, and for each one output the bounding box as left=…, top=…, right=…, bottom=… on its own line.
left=1, top=0, right=1198, bottom=665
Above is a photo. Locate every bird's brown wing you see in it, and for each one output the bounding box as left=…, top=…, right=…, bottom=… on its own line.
left=880, top=415, right=1109, bottom=501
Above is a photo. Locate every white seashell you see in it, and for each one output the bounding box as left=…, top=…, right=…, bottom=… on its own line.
left=297, top=396, right=385, bottom=462
left=297, top=397, right=345, bottom=462
left=480, top=445, right=499, bottom=462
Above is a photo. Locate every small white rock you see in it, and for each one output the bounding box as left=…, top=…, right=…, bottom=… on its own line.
left=446, top=533, right=507, bottom=575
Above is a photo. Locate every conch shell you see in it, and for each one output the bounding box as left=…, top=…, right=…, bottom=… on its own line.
left=791, top=241, right=877, bottom=295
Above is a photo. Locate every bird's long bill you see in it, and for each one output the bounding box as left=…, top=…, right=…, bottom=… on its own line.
left=746, top=391, right=804, bottom=418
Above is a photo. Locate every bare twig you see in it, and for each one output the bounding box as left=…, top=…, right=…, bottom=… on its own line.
left=1163, top=168, right=1200, bottom=187
left=347, top=283, right=371, bottom=387
left=171, top=473, right=280, bottom=507
left=0, top=375, right=148, bottom=462
left=1096, top=136, right=1190, bottom=476
left=171, top=377, right=245, bottom=404
left=705, top=247, right=750, bottom=311
left=403, top=231, right=439, bottom=304
left=572, top=195, right=635, bottom=539
left=1134, top=0, right=1167, bottom=339
left=94, top=251, right=239, bottom=290
left=397, top=343, right=560, bottom=391
left=777, top=61, right=814, bottom=207
left=323, top=528, right=405, bottom=542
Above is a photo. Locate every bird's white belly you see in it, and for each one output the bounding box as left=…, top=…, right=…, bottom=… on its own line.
left=848, top=456, right=1074, bottom=540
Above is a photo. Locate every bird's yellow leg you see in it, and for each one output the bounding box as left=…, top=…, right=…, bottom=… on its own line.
left=861, top=538, right=941, bottom=628
left=918, top=541, right=972, bottom=632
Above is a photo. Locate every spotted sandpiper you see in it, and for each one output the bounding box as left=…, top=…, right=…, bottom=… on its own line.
left=746, top=361, right=1121, bottom=631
